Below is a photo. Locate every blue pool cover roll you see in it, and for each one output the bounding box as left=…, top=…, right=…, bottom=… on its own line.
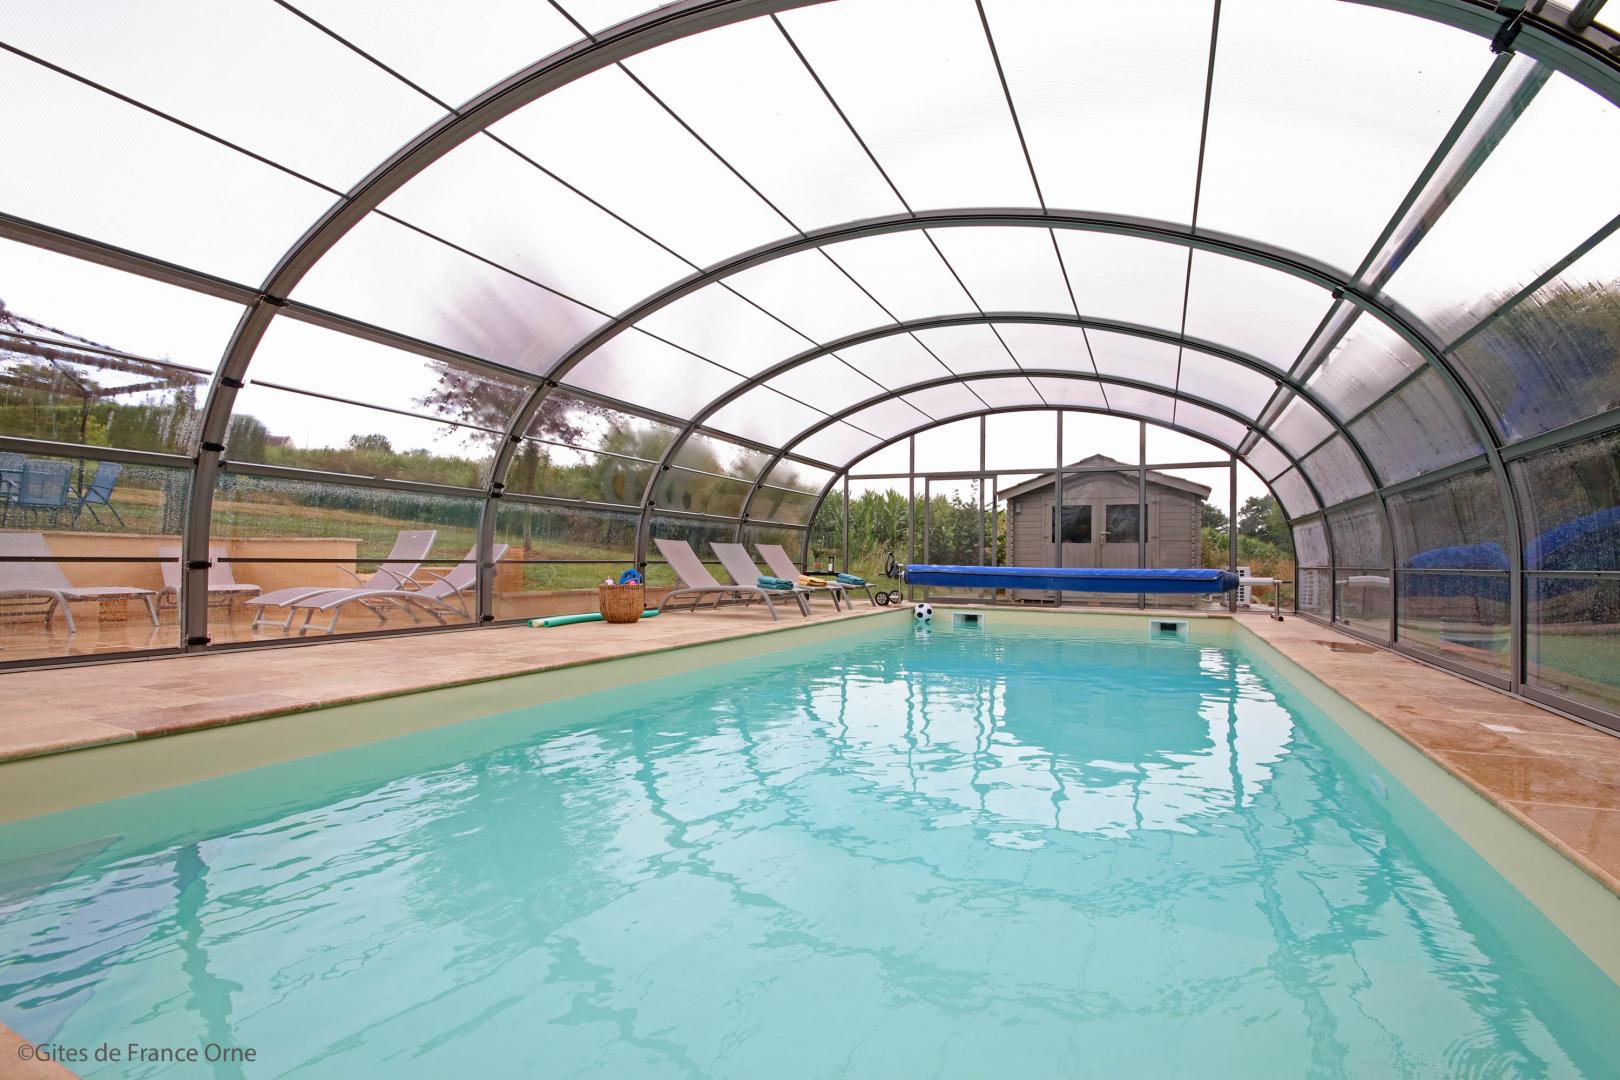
left=905, top=564, right=1240, bottom=593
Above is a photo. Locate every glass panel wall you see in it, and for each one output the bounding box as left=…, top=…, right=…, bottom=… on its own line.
left=1327, top=501, right=1391, bottom=639
left=492, top=500, right=639, bottom=623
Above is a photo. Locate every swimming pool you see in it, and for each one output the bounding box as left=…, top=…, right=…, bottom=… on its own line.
left=1, top=616, right=1616, bottom=1078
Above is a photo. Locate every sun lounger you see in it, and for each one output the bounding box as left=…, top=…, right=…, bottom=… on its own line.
left=0, top=531, right=159, bottom=632
left=157, top=544, right=261, bottom=610
left=279, top=545, right=507, bottom=635
left=245, top=529, right=437, bottom=630
left=757, top=543, right=873, bottom=607
left=713, top=542, right=837, bottom=612
left=654, top=538, right=808, bottom=620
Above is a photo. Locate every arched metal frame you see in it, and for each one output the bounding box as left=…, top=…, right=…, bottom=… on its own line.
left=0, top=0, right=1611, bottom=729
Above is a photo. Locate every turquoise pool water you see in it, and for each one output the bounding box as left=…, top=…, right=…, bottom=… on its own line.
left=1, top=622, right=1616, bottom=1078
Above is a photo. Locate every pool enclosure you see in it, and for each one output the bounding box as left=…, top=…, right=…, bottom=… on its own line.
left=0, top=0, right=1617, bottom=729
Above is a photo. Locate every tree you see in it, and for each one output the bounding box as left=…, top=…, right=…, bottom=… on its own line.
left=346, top=433, right=394, bottom=454
left=1238, top=495, right=1288, bottom=549
left=1201, top=503, right=1229, bottom=531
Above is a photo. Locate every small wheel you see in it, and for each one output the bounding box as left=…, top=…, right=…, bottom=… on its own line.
left=874, top=591, right=891, bottom=606
left=887, top=590, right=903, bottom=605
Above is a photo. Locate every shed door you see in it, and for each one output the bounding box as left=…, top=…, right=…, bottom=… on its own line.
left=1096, top=501, right=1145, bottom=569
left=1053, top=502, right=1096, bottom=567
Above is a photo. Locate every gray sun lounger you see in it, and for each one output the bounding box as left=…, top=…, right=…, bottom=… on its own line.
left=754, top=543, right=865, bottom=608
left=280, top=545, right=507, bottom=635
left=654, top=538, right=808, bottom=620
left=0, top=531, right=159, bottom=632
left=245, top=529, right=437, bottom=630
left=716, top=542, right=840, bottom=611
left=157, top=543, right=261, bottom=610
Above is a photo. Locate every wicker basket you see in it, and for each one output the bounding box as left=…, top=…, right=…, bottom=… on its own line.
left=598, top=582, right=645, bottom=624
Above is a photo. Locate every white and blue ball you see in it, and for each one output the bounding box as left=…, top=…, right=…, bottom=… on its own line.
left=913, top=602, right=934, bottom=623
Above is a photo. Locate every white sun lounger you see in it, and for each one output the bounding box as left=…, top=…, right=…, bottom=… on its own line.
left=0, top=531, right=159, bottom=632
left=157, top=543, right=261, bottom=610
left=755, top=543, right=864, bottom=608
left=245, top=529, right=437, bottom=630
left=715, top=542, right=839, bottom=611
left=280, top=545, right=507, bottom=635
left=654, top=538, right=808, bottom=620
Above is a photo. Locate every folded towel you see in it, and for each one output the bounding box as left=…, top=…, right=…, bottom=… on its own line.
left=836, top=573, right=867, bottom=586
left=757, top=575, right=795, bottom=591
left=798, top=575, right=830, bottom=587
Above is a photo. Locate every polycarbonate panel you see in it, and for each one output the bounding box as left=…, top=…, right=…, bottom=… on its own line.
left=1183, top=251, right=1335, bottom=370
left=826, top=334, right=954, bottom=389
left=1244, top=436, right=1291, bottom=482
left=524, top=389, right=676, bottom=464
left=1086, top=332, right=1180, bottom=389
left=380, top=135, right=692, bottom=315
left=1176, top=348, right=1278, bottom=416
left=1101, top=386, right=1176, bottom=426
left=765, top=354, right=890, bottom=415
left=778, top=0, right=1038, bottom=210
left=0, top=238, right=241, bottom=371
left=671, top=432, right=772, bottom=482
left=910, top=324, right=1016, bottom=374
left=750, top=484, right=820, bottom=526
left=1293, top=518, right=1329, bottom=565
left=562, top=330, right=739, bottom=417
left=1327, top=502, right=1390, bottom=568
left=1300, top=435, right=1373, bottom=507
left=1028, top=378, right=1108, bottom=409
left=506, top=444, right=653, bottom=506
left=0, top=342, right=206, bottom=454
left=1349, top=370, right=1484, bottom=485
left=1387, top=469, right=1509, bottom=569
left=794, top=421, right=883, bottom=466
left=291, top=0, right=583, bottom=106
left=822, top=231, right=976, bottom=321
left=1053, top=231, right=1189, bottom=331
left=1528, top=576, right=1620, bottom=714
left=982, top=0, right=1209, bottom=222
left=902, top=382, right=989, bottom=421
left=1450, top=227, right=1620, bottom=442
left=293, top=214, right=605, bottom=373
left=491, top=66, right=789, bottom=265
left=707, top=385, right=826, bottom=445
left=0, top=0, right=445, bottom=191
left=765, top=458, right=836, bottom=495
left=1273, top=468, right=1319, bottom=519
left=843, top=398, right=935, bottom=438
left=251, top=319, right=530, bottom=428
left=993, top=323, right=1097, bottom=374
left=1267, top=393, right=1336, bottom=457
left=655, top=467, right=751, bottom=517
left=848, top=439, right=911, bottom=475
left=636, top=284, right=815, bottom=377
left=552, top=0, right=651, bottom=34
left=1199, top=0, right=1490, bottom=273
left=623, top=18, right=904, bottom=230
left=1305, top=312, right=1426, bottom=420
left=1512, top=430, right=1620, bottom=572
left=229, top=384, right=497, bottom=486
left=1398, top=573, right=1510, bottom=678
left=960, top=376, right=1045, bottom=410
left=927, top=228, right=1074, bottom=314
left=1382, top=71, right=1620, bottom=345
left=723, top=250, right=894, bottom=345
left=1172, top=401, right=1247, bottom=450
left=0, top=52, right=335, bottom=283
left=210, top=472, right=481, bottom=551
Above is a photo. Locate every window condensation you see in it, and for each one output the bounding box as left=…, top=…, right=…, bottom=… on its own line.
left=1305, top=313, right=1426, bottom=420
left=1511, top=430, right=1620, bottom=572
left=1271, top=468, right=1319, bottom=518
left=1386, top=469, right=1510, bottom=569
left=1348, top=370, right=1484, bottom=485
left=1292, top=518, right=1329, bottom=566
left=1300, top=435, right=1373, bottom=507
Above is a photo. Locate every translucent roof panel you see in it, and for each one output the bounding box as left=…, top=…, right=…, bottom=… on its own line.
left=525, top=391, right=678, bottom=460
left=379, top=135, right=693, bottom=315
left=764, top=458, right=836, bottom=495
left=289, top=0, right=584, bottom=107
left=821, top=232, right=976, bottom=321
left=621, top=17, right=905, bottom=231
left=292, top=214, right=605, bottom=374
left=634, top=285, right=814, bottom=378
left=1183, top=251, right=1336, bottom=370
left=1300, top=434, right=1374, bottom=507
left=794, top=421, right=885, bottom=466
left=1198, top=0, right=1491, bottom=274
left=993, top=323, right=1098, bottom=375
left=981, top=0, right=1210, bottom=222
left=1245, top=436, right=1292, bottom=482
left=1304, top=313, right=1427, bottom=420
left=561, top=330, right=739, bottom=417
left=926, top=228, right=1075, bottom=314
left=721, top=250, right=894, bottom=346
left=1086, top=333, right=1181, bottom=391
left=910, top=324, right=1018, bottom=375
left=1176, top=348, right=1279, bottom=417
left=1101, top=385, right=1177, bottom=427
left=842, top=398, right=935, bottom=439
left=902, top=382, right=991, bottom=422
left=671, top=432, right=773, bottom=481
left=1172, top=401, right=1248, bottom=450
left=1381, top=70, right=1620, bottom=346
left=958, top=376, right=1046, bottom=410
left=778, top=0, right=1038, bottom=210
left=490, top=65, right=790, bottom=266
left=1271, top=467, right=1319, bottom=519
left=1348, top=370, right=1484, bottom=485
left=0, top=52, right=336, bottom=283
left=825, top=335, right=954, bottom=391
left=1053, top=231, right=1189, bottom=332
left=707, top=385, right=826, bottom=445
left=1449, top=227, right=1620, bottom=443
left=0, top=0, right=446, bottom=192
left=1266, top=392, right=1337, bottom=458
left=0, top=239, right=242, bottom=371
left=1028, top=378, right=1109, bottom=410
left=765, top=354, right=891, bottom=415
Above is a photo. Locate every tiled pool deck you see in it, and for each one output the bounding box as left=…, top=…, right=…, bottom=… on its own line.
left=0, top=603, right=1615, bottom=895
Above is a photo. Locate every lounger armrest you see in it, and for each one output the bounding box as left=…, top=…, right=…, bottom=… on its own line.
left=335, top=565, right=366, bottom=585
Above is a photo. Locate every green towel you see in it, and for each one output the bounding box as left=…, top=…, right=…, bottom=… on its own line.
left=757, top=575, right=795, bottom=591
left=836, top=573, right=867, bottom=586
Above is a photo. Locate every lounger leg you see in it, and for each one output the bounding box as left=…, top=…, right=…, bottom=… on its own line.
left=59, top=596, right=77, bottom=634
left=761, top=594, right=779, bottom=621
left=141, top=595, right=158, bottom=627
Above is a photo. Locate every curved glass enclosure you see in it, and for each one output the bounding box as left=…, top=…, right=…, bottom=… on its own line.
left=1, top=0, right=1617, bottom=728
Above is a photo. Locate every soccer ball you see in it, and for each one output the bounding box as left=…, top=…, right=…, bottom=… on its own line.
left=913, top=602, right=934, bottom=623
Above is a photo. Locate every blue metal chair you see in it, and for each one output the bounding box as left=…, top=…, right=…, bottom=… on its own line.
left=12, top=461, right=73, bottom=528
left=72, top=461, right=126, bottom=529
left=0, top=452, right=23, bottom=527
